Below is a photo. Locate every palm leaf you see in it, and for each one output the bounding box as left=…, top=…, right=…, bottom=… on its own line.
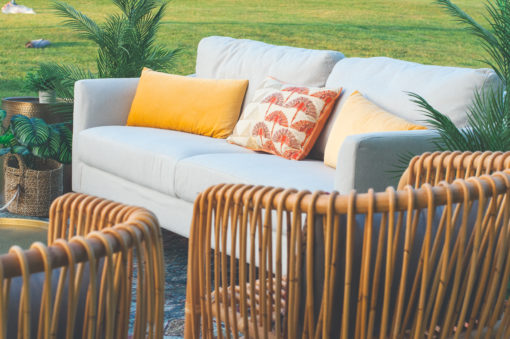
left=436, top=0, right=497, bottom=45
left=10, top=115, right=50, bottom=147
left=52, top=0, right=177, bottom=81
left=405, top=1, right=510, bottom=156
left=53, top=1, right=104, bottom=45
left=46, top=103, right=74, bottom=123
left=112, top=0, right=137, bottom=16
left=37, top=63, right=95, bottom=100
left=436, top=0, right=510, bottom=85
left=408, top=92, right=471, bottom=151
left=388, top=150, right=421, bottom=180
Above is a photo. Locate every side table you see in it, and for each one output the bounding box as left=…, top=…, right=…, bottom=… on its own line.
left=0, top=217, right=47, bottom=253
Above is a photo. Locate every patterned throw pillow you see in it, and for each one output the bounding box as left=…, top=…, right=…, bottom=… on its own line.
left=227, top=77, right=341, bottom=160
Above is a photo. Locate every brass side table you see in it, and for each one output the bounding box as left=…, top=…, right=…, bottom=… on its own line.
left=0, top=217, right=47, bottom=253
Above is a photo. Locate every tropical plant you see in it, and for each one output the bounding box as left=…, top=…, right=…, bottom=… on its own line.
left=32, top=63, right=96, bottom=121
left=52, top=0, right=179, bottom=78
left=39, top=0, right=178, bottom=122
left=36, top=63, right=95, bottom=102
left=0, top=109, right=72, bottom=169
left=23, top=63, right=87, bottom=110
left=410, top=0, right=510, bottom=152
left=24, top=64, right=62, bottom=93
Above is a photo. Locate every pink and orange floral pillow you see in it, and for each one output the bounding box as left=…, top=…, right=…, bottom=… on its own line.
left=227, top=77, right=342, bottom=160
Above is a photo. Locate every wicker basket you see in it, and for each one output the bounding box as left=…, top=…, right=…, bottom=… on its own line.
left=3, top=154, right=63, bottom=217
left=1, top=97, right=71, bottom=126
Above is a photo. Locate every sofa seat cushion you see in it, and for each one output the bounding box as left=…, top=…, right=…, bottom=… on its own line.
left=78, top=126, right=252, bottom=196
left=314, top=56, right=500, bottom=158
left=174, top=153, right=335, bottom=203
left=195, top=36, right=344, bottom=110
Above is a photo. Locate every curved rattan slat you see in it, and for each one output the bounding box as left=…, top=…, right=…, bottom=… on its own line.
left=398, top=151, right=510, bottom=189
left=185, top=165, right=510, bottom=338
left=0, top=193, right=164, bottom=338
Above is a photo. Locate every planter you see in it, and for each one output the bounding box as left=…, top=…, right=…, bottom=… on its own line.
left=1, top=97, right=72, bottom=126
left=4, top=154, right=63, bottom=217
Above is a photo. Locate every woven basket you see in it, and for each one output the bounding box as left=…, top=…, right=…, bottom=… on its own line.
left=3, top=154, right=63, bottom=217
left=1, top=97, right=72, bottom=126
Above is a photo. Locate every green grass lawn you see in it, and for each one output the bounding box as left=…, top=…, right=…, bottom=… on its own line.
left=0, top=0, right=487, bottom=99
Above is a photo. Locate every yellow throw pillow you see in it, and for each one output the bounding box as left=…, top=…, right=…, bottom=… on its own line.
left=127, top=68, right=249, bottom=138
left=324, top=91, right=427, bottom=168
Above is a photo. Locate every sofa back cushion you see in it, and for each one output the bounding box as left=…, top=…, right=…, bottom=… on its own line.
left=324, top=91, right=427, bottom=168
left=313, top=56, right=500, bottom=158
left=195, top=36, right=344, bottom=110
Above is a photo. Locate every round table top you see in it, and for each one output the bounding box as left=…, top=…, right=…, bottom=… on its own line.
left=2, top=96, right=40, bottom=104
left=0, top=218, right=48, bottom=254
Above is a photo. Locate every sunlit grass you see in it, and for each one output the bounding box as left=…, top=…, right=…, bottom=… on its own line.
left=0, top=0, right=486, bottom=99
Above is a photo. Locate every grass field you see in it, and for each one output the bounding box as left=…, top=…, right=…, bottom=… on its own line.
left=0, top=0, right=488, bottom=100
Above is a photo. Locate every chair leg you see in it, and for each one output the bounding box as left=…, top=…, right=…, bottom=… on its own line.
left=184, top=197, right=203, bottom=339
left=184, top=263, right=201, bottom=339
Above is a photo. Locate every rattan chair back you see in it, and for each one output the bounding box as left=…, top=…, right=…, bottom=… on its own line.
left=398, top=151, right=510, bottom=189
left=0, top=193, right=164, bottom=338
left=185, top=170, right=510, bottom=338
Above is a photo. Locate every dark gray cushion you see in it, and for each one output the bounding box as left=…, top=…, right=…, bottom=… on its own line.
left=298, top=202, right=477, bottom=337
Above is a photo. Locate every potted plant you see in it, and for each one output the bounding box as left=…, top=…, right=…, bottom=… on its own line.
left=0, top=109, right=72, bottom=216
left=23, top=64, right=63, bottom=104
left=51, top=0, right=179, bottom=79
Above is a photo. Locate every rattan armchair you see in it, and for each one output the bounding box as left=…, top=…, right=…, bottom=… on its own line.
left=398, top=151, right=510, bottom=188
left=0, top=193, right=164, bottom=338
left=185, top=151, right=510, bottom=338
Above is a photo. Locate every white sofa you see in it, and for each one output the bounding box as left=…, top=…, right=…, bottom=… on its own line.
left=72, top=36, right=498, bottom=236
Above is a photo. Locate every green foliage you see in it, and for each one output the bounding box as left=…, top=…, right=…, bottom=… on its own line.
left=52, top=123, right=72, bottom=163
left=22, top=63, right=79, bottom=124
left=37, top=63, right=96, bottom=101
left=410, top=0, right=510, bottom=152
left=436, top=0, right=510, bottom=85
left=32, top=0, right=179, bottom=127
left=33, top=63, right=95, bottom=122
left=52, top=0, right=179, bottom=78
left=0, top=110, right=72, bottom=168
left=24, top=63, right=63, bottom=92
left=11, top=115, right=50, bottom=147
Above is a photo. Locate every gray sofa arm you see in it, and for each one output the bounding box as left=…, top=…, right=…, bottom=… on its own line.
left=334, top=130, right=440, bottom=193
left=73, top=78, right=139, bottom=135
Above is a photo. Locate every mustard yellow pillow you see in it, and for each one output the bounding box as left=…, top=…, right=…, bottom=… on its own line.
left=324, top=91, right=427, bottom=168
left=127, top=68, right=248, bottom=138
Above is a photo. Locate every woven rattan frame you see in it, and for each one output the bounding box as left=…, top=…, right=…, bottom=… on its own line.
left=398, top=151, right=510, bottom=189
left=185, top=154, right=510, bottom=338
left=0, top=193, right=165, bottom=338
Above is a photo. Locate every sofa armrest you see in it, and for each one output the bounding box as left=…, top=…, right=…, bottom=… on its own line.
left=334, top=130, right=439, bottom=193
left=73, top=78, right=139, bottom=191
left=73, top=78, right=139, bottom=134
